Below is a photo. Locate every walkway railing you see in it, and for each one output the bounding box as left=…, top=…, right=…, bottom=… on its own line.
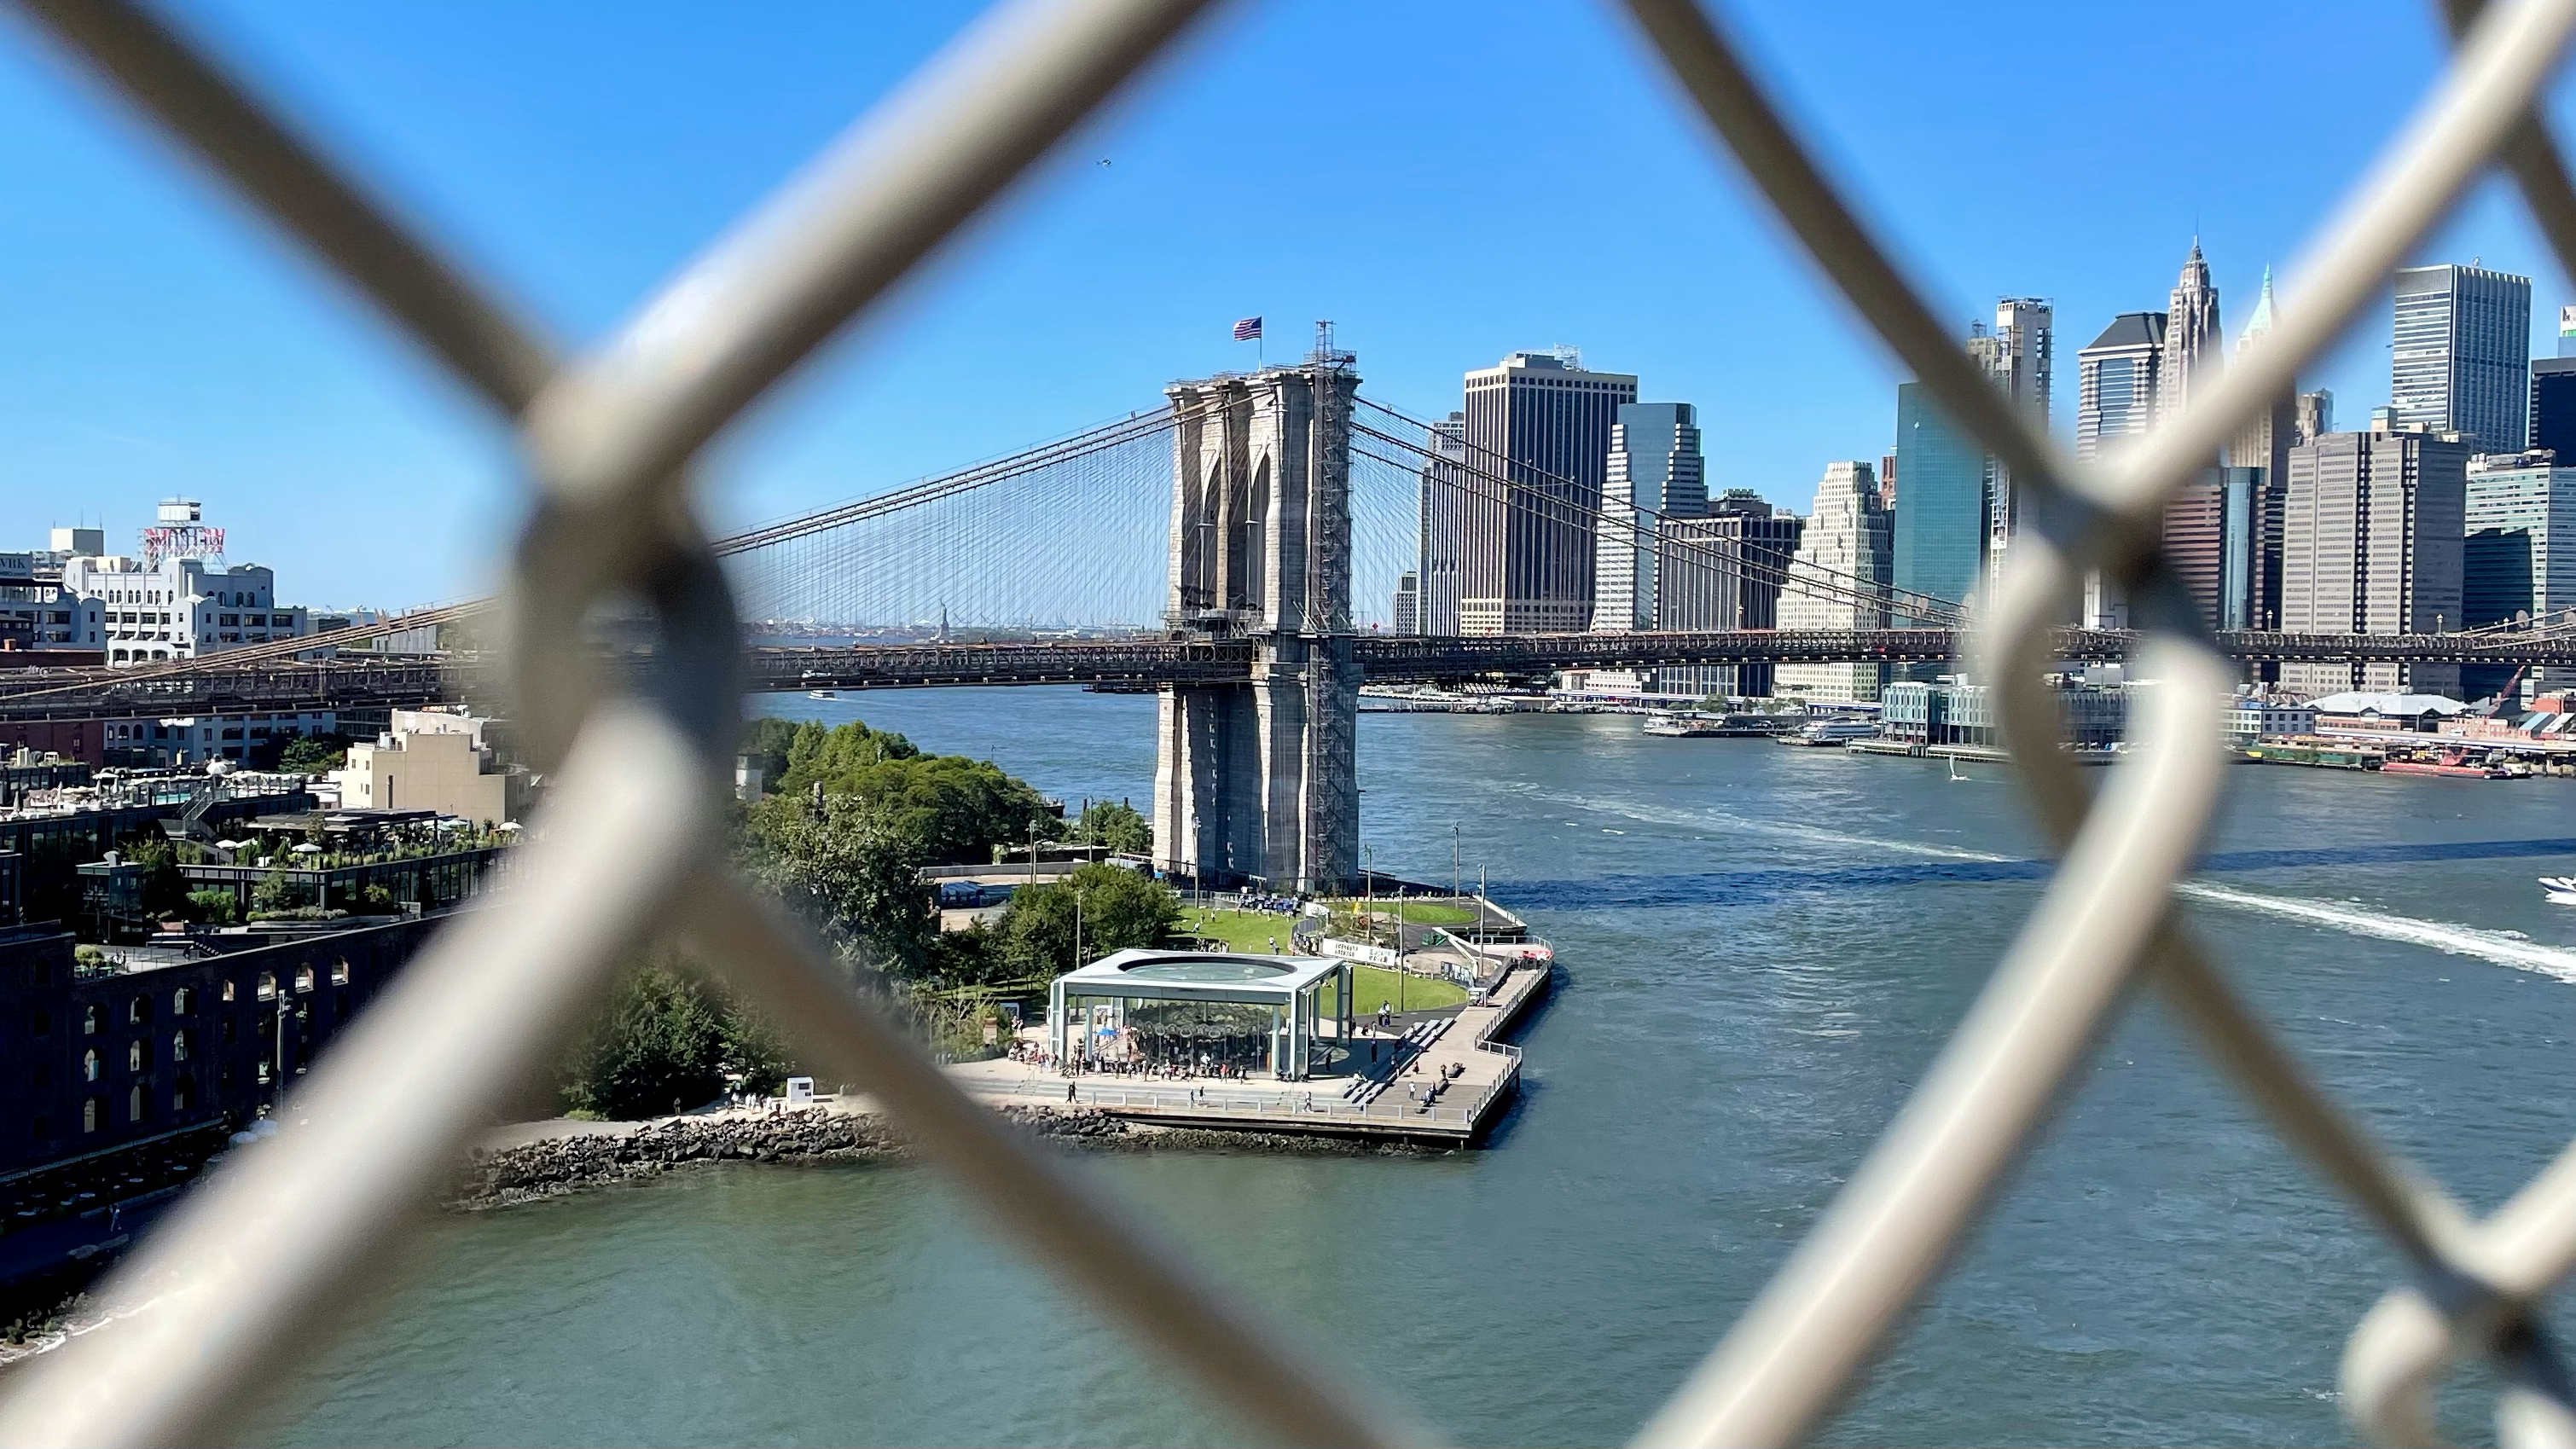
left=3, top=0, right=2575, bottom=1446
left=984, top=1076, right=1485, bottom=1133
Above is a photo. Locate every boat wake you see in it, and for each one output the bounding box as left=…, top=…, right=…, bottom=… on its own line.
left=2174, top=882, right=2576, bottom=986
left=1505, top=783, right=2576, bottom=985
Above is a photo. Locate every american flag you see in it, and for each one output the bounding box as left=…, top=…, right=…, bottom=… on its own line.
left=1232, top=316, right=1262, bottom=341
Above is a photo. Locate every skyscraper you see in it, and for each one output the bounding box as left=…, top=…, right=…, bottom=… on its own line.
left=1592, top=403, right=1707, bottom=633
left=2161, top=241, right=2223, bottom=422
left=1459, top=350, right=1639, bottom=634
left=1657, top=490, right=1802, bottom=698
left=2530, top=315, right=2576, bottom=455
left=2281, top=429, right=2469, bottom=697
left=1964, top=299, right=2051, bottom=588
left=2390, top=263, right=2532, bottom=450
left=1413, top=411, right=1465, bottom=635
left=2074, top=312, right=2167, bottom=461
left=1891, top=382, right=1985, bottom=623
left=1391, top=571, right=1420, bottom=635
left=1775, top=461, right=1893, bottom=702
left=2463, top=449, right=2576, bottom=693
left=2226, top=270, right=2300, bottom=653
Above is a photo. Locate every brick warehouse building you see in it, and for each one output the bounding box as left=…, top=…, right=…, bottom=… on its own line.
left=0, top=913, right=438, bottom=1176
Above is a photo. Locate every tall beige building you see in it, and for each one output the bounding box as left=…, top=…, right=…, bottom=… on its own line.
left=2280, top=430, right=2469, bottom=697
left=2161, top=240, right=2223, bottom=423
left=334, top=709, right=521, bottom=824
left=1775, top=461, right=1893, bottom=702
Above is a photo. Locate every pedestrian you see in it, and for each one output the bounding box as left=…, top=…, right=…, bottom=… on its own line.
left=1067, top=1079, right=1077, bottom=1104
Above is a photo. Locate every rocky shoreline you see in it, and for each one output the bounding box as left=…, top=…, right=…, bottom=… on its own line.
left=451, top=1104, right=1432, bottom=1210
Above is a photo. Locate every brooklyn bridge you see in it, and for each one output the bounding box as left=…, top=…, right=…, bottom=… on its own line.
left=15, top=350, right=2576, bottom=888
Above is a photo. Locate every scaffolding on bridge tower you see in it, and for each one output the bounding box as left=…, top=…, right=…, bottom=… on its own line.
left=1153, top=333, right=1361, bottom=894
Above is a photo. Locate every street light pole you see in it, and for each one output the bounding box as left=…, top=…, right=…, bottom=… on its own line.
left=1452, top=823, right=1461, bottom=901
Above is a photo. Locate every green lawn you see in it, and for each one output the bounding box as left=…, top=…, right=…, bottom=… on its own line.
left=1176, top=907, right=1303, bottom=953
left=1170, top=910, right=1468, bottom=1014
left=1338, top=963, right=1466, bottom=1016
left=1328, top=898, right=1480, bottom=926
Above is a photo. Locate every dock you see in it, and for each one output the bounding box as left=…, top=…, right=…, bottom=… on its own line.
left=953, top=956, right=1552, bottom=1145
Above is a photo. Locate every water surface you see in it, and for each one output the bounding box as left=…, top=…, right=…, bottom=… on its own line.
left=271, top=689, right=2576, bottom=1446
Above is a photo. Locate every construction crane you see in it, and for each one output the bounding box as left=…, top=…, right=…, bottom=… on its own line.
left=2484, top=663, right=2529, bottom=716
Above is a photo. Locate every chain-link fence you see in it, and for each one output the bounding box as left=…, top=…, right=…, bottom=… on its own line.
left=4, top=0, right=2576, bottom=1444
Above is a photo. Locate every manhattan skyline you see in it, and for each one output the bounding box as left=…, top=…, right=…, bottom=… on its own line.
left=4, top=0, right=2574, bottom=607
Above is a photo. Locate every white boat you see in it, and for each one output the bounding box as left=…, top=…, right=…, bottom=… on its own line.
left=2543, top=875, right=2576, bottom=906
left=1778, top=717, right=1878, bottom=746
left=806, top=689, right=838, bottom=700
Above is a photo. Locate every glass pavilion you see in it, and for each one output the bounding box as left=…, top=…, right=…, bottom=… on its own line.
left=1047, top=949, right=1351, bottom=1081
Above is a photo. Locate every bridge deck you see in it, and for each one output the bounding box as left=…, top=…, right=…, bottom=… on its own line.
left=4, top=630, right=2574, bottom=722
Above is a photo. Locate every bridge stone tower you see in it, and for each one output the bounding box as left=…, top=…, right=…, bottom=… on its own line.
left=1152, top=347, right=1360, bottom=892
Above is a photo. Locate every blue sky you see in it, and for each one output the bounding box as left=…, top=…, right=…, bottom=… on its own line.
left=3, top=0, right=2571, bottom=607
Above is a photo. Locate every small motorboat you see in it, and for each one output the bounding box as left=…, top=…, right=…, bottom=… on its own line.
left=807, top=688, right=838, bottom=699
left=2542, top=875, right=2576, bottom=906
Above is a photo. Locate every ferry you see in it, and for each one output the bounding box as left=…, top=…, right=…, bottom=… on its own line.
left=2542, top=875, right=2576, bottom=906
left=1778, top=717, right=1879, bottom=747
left=1642, top=710, right=1797, bottom=739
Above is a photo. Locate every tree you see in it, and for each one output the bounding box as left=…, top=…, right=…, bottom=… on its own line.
left=735, top=716, right=808, bottom=795
left=1070, top=800, right=1152, bottom=855
left=185, top=888, right=238, bottom=925
left=771, top=720, right=1058, bottom=865
left=737, top=790, right=933, bottom=976
left=563, top=959, right=791, bottom=1118
left=1000, top=864, right=1179, bottom=977
left=123, top=838, right=189, bottom=920
left=924, top=923, right=1013, bottom=988
left=277, top=734, right=348, bottom=775
left=250, top=870, right=305, bottom=917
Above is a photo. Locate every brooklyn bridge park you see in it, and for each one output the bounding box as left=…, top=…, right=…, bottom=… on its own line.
left=202, top=685, right=2570, bottom=1447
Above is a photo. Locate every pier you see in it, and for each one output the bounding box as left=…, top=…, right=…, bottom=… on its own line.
left=953, top=951, right=1552, bottom=1145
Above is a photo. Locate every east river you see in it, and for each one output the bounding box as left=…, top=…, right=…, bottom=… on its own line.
left=266, top=689, right=2576, bottom=1446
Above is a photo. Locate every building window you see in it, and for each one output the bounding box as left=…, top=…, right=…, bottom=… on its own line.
left=331, top=960, right=350, bottom=986
left=127, top=995, right=148, bottom=1026
left=171, top=1029, right=190, bottom=1063
left=128, top=1040, right=144, bottom=1073
left=257, top=972, right=276, bottom=1000
left=172, top=986, right=194, bottom=1015
left=128, top=1084, right=145, bottom=1123
left=83, top=1005, right=99, bottom=1035
left=172, top=1078, right=192, bottom=1112
left=83, top=1048, right=99, bottom=1081
left=30, top=1008, right=49, bottom=1037
left=294, top=966, right=314, bottom=993
left=31, top=1115, right=49, bottom=1139
left=82, top=1098, right=98, bottom=1133
left=222, top=979, right=236, bottom=1002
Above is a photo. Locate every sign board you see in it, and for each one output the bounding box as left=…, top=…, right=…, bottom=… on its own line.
left=784, top=1076, right=815, bottom=1105
left=1317, top=936, right=1399, bottom=968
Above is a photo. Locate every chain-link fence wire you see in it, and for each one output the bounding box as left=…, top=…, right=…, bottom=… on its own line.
left=2, top=0, right=2575, bottom=1445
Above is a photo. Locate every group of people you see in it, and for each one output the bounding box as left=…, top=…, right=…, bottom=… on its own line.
left=1062, top=1052, right=1256, bottom=1081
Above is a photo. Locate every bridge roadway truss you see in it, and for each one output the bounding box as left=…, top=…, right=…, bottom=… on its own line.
left=9, top=1, right=2576, bottom=1446
left=10, top=627, right=2576, bottom=724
